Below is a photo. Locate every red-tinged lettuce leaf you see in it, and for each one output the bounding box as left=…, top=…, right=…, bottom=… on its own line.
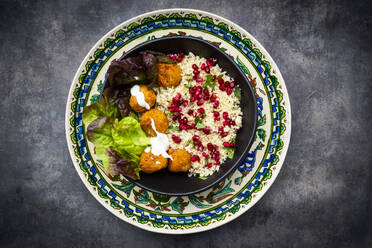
left=82, top=96, right=119, bottom=126
left=103, top=146, right=140, bottom=180
left=139, top=51, right=158, bottom=85
left=107, top=50, right=175, bottom=88
left=114, top=96, right=131, bottom=118
left=108, top=57, right=146, bottom=87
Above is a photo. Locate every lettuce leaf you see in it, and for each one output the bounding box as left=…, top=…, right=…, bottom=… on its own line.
left=107, top=50, right=174, bottom=88
left=108, top=57, right=147, bottom=87
left=82, top=96, right=119, bottom=125
left=103, top=146, right=140, bottom=180
left=86, top=116, right=115, bottom=159
left=111, top=117, right=151, bottom=156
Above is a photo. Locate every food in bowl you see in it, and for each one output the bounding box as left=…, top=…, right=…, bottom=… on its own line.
left=82, top=50, right=242, bottom=180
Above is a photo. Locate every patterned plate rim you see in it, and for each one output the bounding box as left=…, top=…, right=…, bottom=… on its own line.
left=65, top=8, right=292, bottom=234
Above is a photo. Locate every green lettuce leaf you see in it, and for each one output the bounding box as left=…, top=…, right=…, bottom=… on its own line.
left=86, top=116, right=115, bottom=159
left=111, top=116, right=151, bottom=156
left=82, top=96, right=119, bottom=125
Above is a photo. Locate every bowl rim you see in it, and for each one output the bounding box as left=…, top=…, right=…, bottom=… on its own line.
left=101, top=36, right=258, bottom=196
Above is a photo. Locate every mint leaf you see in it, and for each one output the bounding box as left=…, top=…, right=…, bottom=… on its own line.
left=195, top=115, right=201, bottom=125
left=234, top=87, right=241, bottom=100
left=224, top=147, right=235, bottom=159
left=196, top=122, right=205, bottom=129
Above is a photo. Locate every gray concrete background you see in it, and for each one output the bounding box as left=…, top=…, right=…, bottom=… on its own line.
left=1, top=0, right=371, bottom=247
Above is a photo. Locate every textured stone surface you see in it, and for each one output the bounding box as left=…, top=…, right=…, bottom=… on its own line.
left=0, top=0, right=371, bottom=247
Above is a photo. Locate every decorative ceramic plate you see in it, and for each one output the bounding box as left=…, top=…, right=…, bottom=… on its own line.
left=65, top=9, right=291, bottom=234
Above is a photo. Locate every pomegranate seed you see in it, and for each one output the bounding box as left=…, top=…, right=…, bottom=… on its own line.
left=205, top=66, right=210, bottom=73
left=187, top=109, right=194, bottom=115
left=172, top=115, right=178, bottom=121
left=197, top=145, right=204, bottom=151
left=203, top=88, right=209, bottom=96
left=178, top=53, right=184, bottom=57
left=203, top=95, right=209, bottom=100
left=192, top=135, right=200, bottom=141
left=193, top=69, right=200, bottom=75
left=199, top=112, right=204, bottom=118
left=211, top=153, right=217, bottom=160
left=221, top=132, right=228, bottom=137
left=195, top=78, right=204, bottom=83
left=223, top=112, right=228, bottom=119
left=207, top=143, right=213, bottom=151
left=212, top=144, right=217, bottom=151
left=218, top=126, right=224, bottom=133
left=197, top=99, right=204, bottom=106
left=213, top=111, right=219, bottom=117
left=203, top=128, right=211, bottom=135
left=182, top=117, right=188, bottom=124
left=197, top=108, right=205, bottom=114
left=213, top=100, right=220, bottom=108
left=208, top=58, right=215, bottom=66
left=214, top=117, right=220, bottom=121
left=201, top=63, right=206, bottom=70
left=191, top=155, right=200, bottom=162
left=213, top=75, right=216, bottom=80
left=179, top=124, right=188, bottom=130
left=189, top=88, right=196, bottom=95
left=192, top=64, right=198, bottom=70
left=231, top=120, right=236, bottom=126
left=193, top=75, right=198, bottom=80
left=194, top=140, right=202, bottom=146
left=191, top=123, right=196, bottom=129
left=202, top=152, right=209, bottom=158
left=230, top=82, right=235, bottom=88
left=217, top=77, right=224, bottom=84
left=230, top=142, right=236, bottom=147
left=172, top=135, right=182, bottom=143
left=219, top=85, right=226, bottom=91
left=214, top=161, right=220, bottom=166
left=169, top=107, right=178, bottom=112
left=206, top=60, right=213, bottom=67
left=210, top=93, right=217, bottom=102
left=227, top=87, right=232, bottom=95
left=205, top=163, right=213, bottom=168
left=214, top=150, right=220, bottom=156
left=190, top=96, right=196, bottom=102
left=223, top=121, right=229, bottom=126
left=196, top=94, right=202, bottom=100
left=183, top=100, right=189, bottom=106
left=177, top=57, right=182, bottom=62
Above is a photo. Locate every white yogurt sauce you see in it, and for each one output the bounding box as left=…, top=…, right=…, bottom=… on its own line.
left=148, top=118, right=172, bottom=160
left=130, top=85, right=150, bottom=110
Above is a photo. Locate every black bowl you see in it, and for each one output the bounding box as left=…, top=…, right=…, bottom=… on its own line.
left=102, top=36, right=257, bottom=196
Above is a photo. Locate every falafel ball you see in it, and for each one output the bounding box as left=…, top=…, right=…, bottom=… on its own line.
left=129, top=85, right=156, bottom=113
left=157, top=63, right=182, bottom=88
left=140, top=109, right=169, bottom=137
left=140, top=150, right=168, bottom=174
left=168, top=148, right=191, bottom=172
